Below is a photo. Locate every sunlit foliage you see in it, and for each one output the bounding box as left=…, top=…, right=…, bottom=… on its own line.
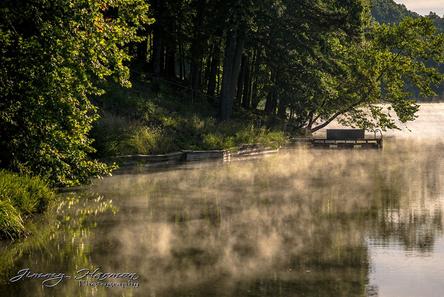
left=0, top=0, right=152, bottom=186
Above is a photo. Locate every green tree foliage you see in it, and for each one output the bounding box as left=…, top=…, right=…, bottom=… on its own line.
left=254, top=0, right=368, bottom=123
left=0, top=0, right=151, bottom=186
left=302, top=18, right=444, bottom=132
left=370, top=0, right=444, bottom=102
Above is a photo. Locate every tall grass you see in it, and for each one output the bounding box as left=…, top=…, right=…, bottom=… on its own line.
left=92, top=81, right=287, bottom=156
left=93, top=113, right=286, bottom=155
left=0, top=200, right=24, bottom=240
left=0, top=170, right=54, bottom=239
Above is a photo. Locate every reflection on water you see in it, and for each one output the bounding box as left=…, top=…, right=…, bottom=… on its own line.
left=0, top=194, right=116, bottom=297
left=0, top=108, right=444, bottom=297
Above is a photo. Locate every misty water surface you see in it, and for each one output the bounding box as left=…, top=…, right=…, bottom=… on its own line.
left=0, top=104, right=443, bottom=297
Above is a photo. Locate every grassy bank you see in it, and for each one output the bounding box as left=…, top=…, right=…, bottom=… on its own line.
left=91, top=78, right=287, bottom=157
left=0, top=170, right=54, bottom=239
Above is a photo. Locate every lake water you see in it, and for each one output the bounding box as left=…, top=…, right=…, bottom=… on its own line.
left=1, top=104, right=444, bottom=297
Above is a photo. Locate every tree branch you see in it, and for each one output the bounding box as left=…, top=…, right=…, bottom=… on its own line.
left=309, top=45, right=407, bottom=133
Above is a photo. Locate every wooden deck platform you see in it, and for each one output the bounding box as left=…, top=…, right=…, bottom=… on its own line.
left=311, top=129, right=383, bottom=149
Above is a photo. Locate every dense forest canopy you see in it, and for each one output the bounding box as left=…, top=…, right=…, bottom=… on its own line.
left=1, top=0, right=443, bottom=185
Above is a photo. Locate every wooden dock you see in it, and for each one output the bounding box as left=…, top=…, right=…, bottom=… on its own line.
left=311, top=129, right=383, bottom=149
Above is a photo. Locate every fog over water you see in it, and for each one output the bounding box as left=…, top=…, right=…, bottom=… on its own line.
left=0, top=104, right=443, bottom=297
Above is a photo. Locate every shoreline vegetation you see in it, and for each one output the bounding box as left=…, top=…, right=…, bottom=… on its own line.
left=92, top=78, right=288, bottom=159
left=0, top=171, right=54, bottom=239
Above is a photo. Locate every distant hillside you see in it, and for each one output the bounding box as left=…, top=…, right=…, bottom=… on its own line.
left=371, top=0, right=444, bottom=32
left=371, top=0, right=419, bottom=23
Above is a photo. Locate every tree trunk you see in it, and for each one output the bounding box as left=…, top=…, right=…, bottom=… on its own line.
left=135, top=25, right=148, bottom=65
left=151, top=0, right=163, bottom=76
left=190, top=53, right=202, bottom=96
left=251, top=50, right=261, bottom=110
left=264, top=91, right=277, bottom=115
left=178, top=39, right=184, bottom=80
left=251, top=80, right=260, bottom=109
left=242, top=51, right=253, bottom=109
left=265, top=71, right=277, bottom=115
left=220, top=29, right=245, bottom=120
left=236, top=54, right=248, bottom=107
left=207, top=41, right=220, bottom=99
left=152, top=30, right=163, bottom=76
left=277, top=96, right=287, bottom=119
left=164, top=46, right=176, bottom=79
left=190, top=0, right=206, bottom=97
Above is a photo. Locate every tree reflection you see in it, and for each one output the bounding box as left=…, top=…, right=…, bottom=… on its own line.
left=0, top=192, right=117, bottom=297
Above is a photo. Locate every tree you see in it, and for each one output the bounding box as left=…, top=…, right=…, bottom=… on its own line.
left=0, top=0, right=152, bottom=186
left=250, top=0, right=367, bottom=122
left=301, top=18, right=444, bottom=133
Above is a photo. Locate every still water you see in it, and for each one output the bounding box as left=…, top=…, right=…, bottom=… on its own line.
left=1, top=104, right=444, bottom=297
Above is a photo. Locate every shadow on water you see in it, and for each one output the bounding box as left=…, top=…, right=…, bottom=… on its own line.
left=0, top=139, right=443, bottom=297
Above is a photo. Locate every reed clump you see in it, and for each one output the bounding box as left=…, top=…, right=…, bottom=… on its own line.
left=0, top=170, right=54, bottom=239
